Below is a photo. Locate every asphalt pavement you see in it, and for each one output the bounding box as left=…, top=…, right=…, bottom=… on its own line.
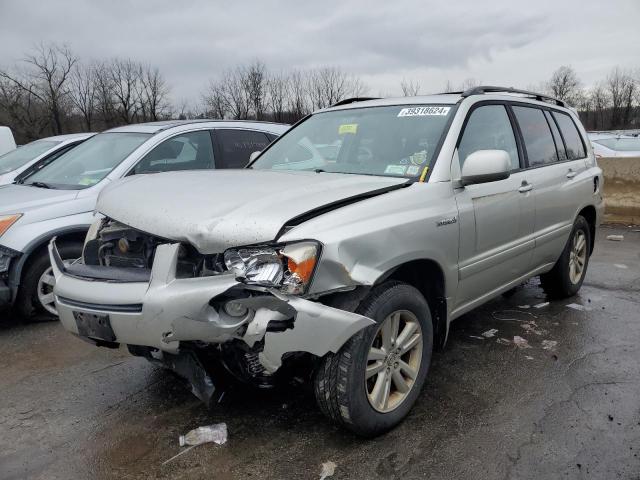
left=1, top=226, right=639, bottom=480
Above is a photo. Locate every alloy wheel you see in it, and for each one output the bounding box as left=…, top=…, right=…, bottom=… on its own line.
left=569, top=230, right=587, bottom=285
left=365, top=310, right=423, bottom=413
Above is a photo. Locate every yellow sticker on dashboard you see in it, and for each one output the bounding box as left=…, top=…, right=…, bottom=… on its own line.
left=338, top=123, right=358, bottom=135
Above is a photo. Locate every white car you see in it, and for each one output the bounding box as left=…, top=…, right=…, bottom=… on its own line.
left=0, top=127, right=17, bottom=157
left=0, top=133, right=94, bottom=185
left=0, top=120, right=288, bottom=318
left=588, top=133, right=640, bottom=158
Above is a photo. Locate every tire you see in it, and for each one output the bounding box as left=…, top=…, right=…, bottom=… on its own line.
left=540, top=215, right=591, bottom=299
left=15, top=242, right=83, bottom=320
left=314, top=281, right=433, bottom=437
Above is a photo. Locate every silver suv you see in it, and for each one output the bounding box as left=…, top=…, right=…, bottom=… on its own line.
left=51, top=87, right=603, bottom=436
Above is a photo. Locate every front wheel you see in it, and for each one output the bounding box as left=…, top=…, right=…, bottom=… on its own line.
left=314, top=281, right=433, bottom=437
left=540, top=215, right=591, bottom=299
left=16, top=242, right=83, bottom=319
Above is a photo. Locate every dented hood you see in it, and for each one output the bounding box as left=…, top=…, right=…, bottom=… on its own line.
left=97, top=170, right=407, bottom=253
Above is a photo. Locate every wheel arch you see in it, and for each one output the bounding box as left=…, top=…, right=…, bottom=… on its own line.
left=577, top=205, right=597, bottom=255
left=8, top=226, right=88, bottom=296
left=376, top=259, right=448, bottom=350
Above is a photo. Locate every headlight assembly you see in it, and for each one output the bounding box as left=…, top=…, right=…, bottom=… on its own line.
left=224, top=241, right=320, bottom=295
left=0, top=214, right=22, bottom=237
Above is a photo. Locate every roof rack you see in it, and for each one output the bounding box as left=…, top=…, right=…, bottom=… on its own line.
left=460, top=86, right=566, bottom=107
left=331, top=97, right=380, bottom=107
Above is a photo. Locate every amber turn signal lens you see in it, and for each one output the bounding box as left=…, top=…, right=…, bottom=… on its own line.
left=287, top=256, right=316, bottom=283
left=0, top=214, right=22, bottom=237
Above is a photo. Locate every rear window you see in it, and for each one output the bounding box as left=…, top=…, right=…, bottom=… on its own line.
left=552, top=112, right=586, bottom=159
left=512, top=106, right=558, bottom=167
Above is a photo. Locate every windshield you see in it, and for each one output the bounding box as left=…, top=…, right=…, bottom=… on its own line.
left=23, top=132, right=151, bottom=189
left=594, top=137, right=640, bottom=152
left=0, top=140, right=60, bottom=174
left=251, top=105, right=453, bottom=178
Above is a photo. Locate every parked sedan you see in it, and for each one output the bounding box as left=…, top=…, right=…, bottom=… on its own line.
left=588, top=133, right=640, bottom=157
left=0, top=120, right=288, bottom=318
left=0, top=133, right=94, bottom=185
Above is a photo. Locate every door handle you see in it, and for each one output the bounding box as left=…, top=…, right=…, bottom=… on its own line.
left=518, top=181, right=533, bottom=193
left=566, top=169, right=577, bottom=179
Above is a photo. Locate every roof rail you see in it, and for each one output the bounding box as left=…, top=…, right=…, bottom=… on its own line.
left=331, top=97, right=380, bottom=107
left=460, top=85, right=566, bottom=107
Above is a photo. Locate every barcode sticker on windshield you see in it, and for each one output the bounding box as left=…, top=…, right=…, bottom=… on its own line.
left=397, top=106, right=450, bottom=117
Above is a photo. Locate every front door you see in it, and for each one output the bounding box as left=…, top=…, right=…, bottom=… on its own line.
left=453, top=104, right=536, bottom=308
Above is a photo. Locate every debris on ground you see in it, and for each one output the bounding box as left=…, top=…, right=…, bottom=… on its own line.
left=525, top=355, right=534, bottom=360
left=320, top=461, right=337, bottom=480
left=606, top=234, right=624, bottom=241
left=542, top=340, right=558, bottom=350
left=469, top=335, right=485, bottom=340
left=533, top=302, right=550, bottom=309
left=482, top=328, right=499, bottom=338
left=163, top=423, right=228, bottom=466
left=614, top=264, right=629, bottom=269
left=492, top=309, right=537, bottom=322
left=513, top=336, right=531, bottom=349
left=496, top=337, right=512, bottom=345
left=521, top=321, right=546, bottom=336
left=179, top=423, right=228, bottom=446
left=566, top=303, right=592, bottom=312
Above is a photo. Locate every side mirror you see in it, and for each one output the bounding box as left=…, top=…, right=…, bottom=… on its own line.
left=460, top=150, right=511, bottom=186
left=249, top=151, right=261, bottom=162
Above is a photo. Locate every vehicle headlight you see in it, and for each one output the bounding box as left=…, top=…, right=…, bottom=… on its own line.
left=0, top=214, right=22, bottom=237
left=84, top=217, right=103, bottom=245
left=224, top=241, right=320, bottom=295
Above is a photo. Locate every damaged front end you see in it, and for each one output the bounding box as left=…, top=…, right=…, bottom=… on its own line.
left=50, top=218, right=373, bottom=405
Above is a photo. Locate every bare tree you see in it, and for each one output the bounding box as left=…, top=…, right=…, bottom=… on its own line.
left=243, top=60, right=269, bottom=120
left=69, top=62, right=97, bottom=130
left=400, top=78, right=420, bottom=96
left=110, top=58, right=142, bottom=124
left=0, top=43, right=77, bottom=134
left=139, top=65, right=170, bottom=121
left=268, top=72, right=290, bottom=123
left=219, top=67, right=250, bottom=119
left=0, top=77, right=50, bottom=140
left=306, top=67, right=369, bottom=109
left=202, top=80, right=227, bottom=119
left=287, top=69, right=309, bottom=120
left=547, top=66, right=581, bottom=105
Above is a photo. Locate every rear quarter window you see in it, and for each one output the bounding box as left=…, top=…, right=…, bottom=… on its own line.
left=552, top=112, right=586, bottom=159
left=512, top=106, right=558, bottom=167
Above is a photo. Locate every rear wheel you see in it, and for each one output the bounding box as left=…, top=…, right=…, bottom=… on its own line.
left=540, top=216, right=591, bottom=299
left=16, top=242, right=83, bottom=320
left=314, top=281, right=433, bottom=437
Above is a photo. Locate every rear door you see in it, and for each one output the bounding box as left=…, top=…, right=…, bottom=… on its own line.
left=213, top=129, right=272, bottom=169
left=512, top=105, right=590, bottom=268
left=453, top=103, right=536, bottom=307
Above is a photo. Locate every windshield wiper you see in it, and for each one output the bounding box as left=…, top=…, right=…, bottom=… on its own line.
left=26, top=181, right=54, bottom=189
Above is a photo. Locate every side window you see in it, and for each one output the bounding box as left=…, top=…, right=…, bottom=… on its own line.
left=216, top=129, right=271, bottom=169
left=552, top=112, right=586, bottom=159
left=543, top=111, right=567, bottom=161
left=512, top=106, right=558, bottom=167
left=458, top=105, right=520, bottom=170
left=133, top=130, right=214, bottom=174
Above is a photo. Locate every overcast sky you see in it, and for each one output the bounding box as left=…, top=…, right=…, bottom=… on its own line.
left=1, top=0, right=638, bottom=105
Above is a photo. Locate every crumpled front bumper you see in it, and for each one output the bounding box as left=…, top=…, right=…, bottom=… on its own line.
left=50, top=239, right=374, bottom=372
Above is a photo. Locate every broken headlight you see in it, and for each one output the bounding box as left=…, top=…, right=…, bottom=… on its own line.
left=224, top=241, right=320, bottom=295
